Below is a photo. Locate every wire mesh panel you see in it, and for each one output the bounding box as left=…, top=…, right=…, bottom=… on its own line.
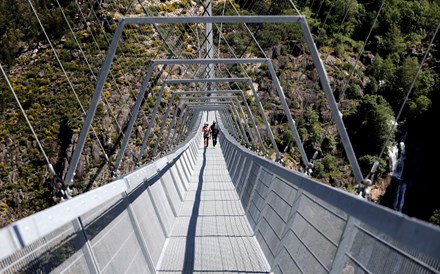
left=241, top=163, right=260, bottom=209
left=0, top=222, right=90, bottom=274
left=246, top=168, right=274, bottom=230
left=272, top=193, right=347, bottom=274
left=222, top=135, right=440, bottom=274
left=80, top=196, right=151, bottom=274
left=345, top=222, right=440, bottom=274
left=254, top=176, right=299, bottom=265
left=235, top=157, right=251, bottom=195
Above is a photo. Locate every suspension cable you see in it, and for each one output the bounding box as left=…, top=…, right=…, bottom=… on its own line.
left=0, top=63, right=56, bottom=177
left=321, top=0, right=356, bottom=63
left=27, top=0, right=109, bottom=180
left=287, top=0, right=302, bottom=16
left=217, top=0, right=227, bottom=57
left=339, top=0, right=386, bottom=101
left=74, top=0, right=147, bottom=164
left=376, top=20, right=440, bottom=164
left=52, top=0, right=110, bottom=162
left=226, top=0, right=268, bottom=58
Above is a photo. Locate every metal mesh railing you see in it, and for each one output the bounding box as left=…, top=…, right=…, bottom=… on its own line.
left=219, top=123, right=440, bottom=274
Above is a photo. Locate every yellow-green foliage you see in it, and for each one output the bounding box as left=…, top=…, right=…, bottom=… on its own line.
left=160, top=3, right=175, bottom=13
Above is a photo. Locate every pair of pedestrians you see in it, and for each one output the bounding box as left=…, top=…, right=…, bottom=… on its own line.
left=202, top=121, right=220, bottom=148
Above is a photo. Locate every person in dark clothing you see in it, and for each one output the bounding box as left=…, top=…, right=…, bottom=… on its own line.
left=210, top=121, right=220, bottom=147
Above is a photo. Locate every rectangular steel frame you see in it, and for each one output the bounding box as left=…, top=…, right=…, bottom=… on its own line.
left=65, top=15, right=363, bottom=187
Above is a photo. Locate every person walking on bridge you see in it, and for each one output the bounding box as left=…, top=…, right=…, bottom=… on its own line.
left=202, top=123, right=211, bottom=148
left=210, top=121, right=220, bottom=148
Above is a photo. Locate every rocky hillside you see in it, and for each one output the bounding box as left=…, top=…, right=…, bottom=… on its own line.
left=1, top=0, right=440, bottom=227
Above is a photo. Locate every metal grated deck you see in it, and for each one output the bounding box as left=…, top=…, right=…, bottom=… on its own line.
left=157, top=138, right=271, bottom=273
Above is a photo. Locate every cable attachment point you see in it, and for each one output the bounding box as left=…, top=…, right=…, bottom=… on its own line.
left=364, top=160, right=380, bottom=184
left=111, top=169, right=119, bottom=178
left=53, top=176, right=72, bottom=202
left=305, top=162, right=314, bottom=176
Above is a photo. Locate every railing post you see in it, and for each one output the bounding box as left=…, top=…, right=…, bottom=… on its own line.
left=72, top=217, right=101, bottom=274
left=270, top=189, right=304, bottom=270
left=329, top=216, right=358, bottom=274
left=121, top=189, right=156, bottom=273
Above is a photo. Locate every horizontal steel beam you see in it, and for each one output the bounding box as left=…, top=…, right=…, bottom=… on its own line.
left=175, top=90, right=242, bottom=95
left=123, top=16, right=304, bottom=25
left=191, top=106, right=229, bottom=111
left=180, top=96, right=237, bottom=100
left=165, top=77, right=251, bottom=84
left=153, top=58, right=268, bottom=65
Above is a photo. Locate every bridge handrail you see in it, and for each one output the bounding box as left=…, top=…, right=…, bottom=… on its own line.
left=219, top=120, right=440, bottom=271
left=0, top=124, right=201, bottom=261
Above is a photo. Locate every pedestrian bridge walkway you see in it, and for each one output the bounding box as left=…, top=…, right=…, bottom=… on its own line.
left=157, top=139, right=269, bottom=273
left=1, top=114, right=440, bottom=274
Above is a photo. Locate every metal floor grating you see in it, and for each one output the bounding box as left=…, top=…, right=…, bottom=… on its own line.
left=156, top=138, right=271, bottom=273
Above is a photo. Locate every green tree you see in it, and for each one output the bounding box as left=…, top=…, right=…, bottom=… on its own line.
left=345, top=94, right=395, bottom=157
left=379, top=56, right=434, bottom=117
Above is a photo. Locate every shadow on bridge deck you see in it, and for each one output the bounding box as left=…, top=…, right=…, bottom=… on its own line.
left=157, top=139, right=270, bottom=273
left=1, top=115, right=440, bottom=274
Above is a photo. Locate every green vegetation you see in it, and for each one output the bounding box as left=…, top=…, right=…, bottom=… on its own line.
left=0, top=0, right=439, bottom=227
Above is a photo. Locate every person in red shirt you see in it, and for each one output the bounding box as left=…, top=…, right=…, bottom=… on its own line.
left=202, top=123, right=211, bottom=148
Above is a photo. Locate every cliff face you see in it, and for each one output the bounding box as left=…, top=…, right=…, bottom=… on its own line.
left=391, top=93, right=440, bottom=220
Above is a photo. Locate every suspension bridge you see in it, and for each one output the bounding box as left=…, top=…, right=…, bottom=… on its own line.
left=1, top=0, right=440, bottom=273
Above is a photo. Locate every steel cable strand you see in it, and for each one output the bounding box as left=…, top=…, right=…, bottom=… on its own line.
left=87, top=0, right=139, bottom=77
left=320, top=0, right=356, bottom=64
left=290, top=0, right=356, bottom=164
left=74, top=0, right=129, bottom=136
left=134, top=0, right=194, bottom=63
left=226, top=0, right=270, bottom=59
left=139, top=2, right=207, bottom=152
left=125, top=3, right=199, bottom=89
left=57, top=0, right=154, bottom=177
left=338, top=0, right=386, bottom=102
left=216, top=62, right=271, bottom=156
left=287, top=0, right=333, bottom=174
left=75, top=0, right=138, bottom=120
left=196, top=0, right=217, bottom=81
left=313, top=0, right=336, bottom=46
left=116, top=0, right=202, bottom=164
left=89, top=2, right=173, bottom=173
left=95, top=1, right=187, bottom=86
left=137, top=0, right=222, bottom=151
left=131, top=0, right=204, bottom=87
left=55, top=0, right=111, bottom=162
left=218, top=1, right=317, bottom=166
left=369, top=20, right=440, bottom=184
left=130, top=15, right=204, bottom=163
left=134, top=0, right=196, bottom=64
left=74, top=0, right=147, bottom=169
left=0, top=62, right=71, bottom=201
left=287, top=0, right=302, bottom=16
left=117, top=0, right=194, bottom=120
left=255, top=0, right=314, bottom=165
left=0, top=63, right=52, bottom=170
left=213, top=22, right=281, bottom=157
left=59, top=0, right=145, bottom=181
left=26, top=0, right=121, bottom=197
left=216, top=0, right=227, bottom=57
left=187, top=1, right=208, bottom=60
left=90, top=0, right=166, bottom=163
left=301, top=0, right=385, bottom=184
left=152, top=60, right=211, bottom=155
left=75, top=0, right=131, bottom=123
